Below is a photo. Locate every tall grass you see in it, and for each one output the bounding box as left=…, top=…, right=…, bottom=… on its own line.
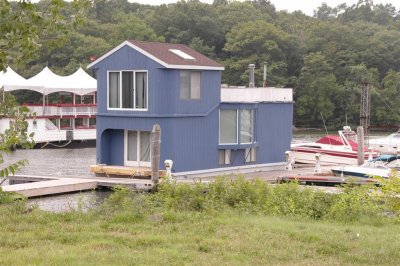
left=1, top=178, right=400, bottom=265
left=148, top=177, right=399, bottom=223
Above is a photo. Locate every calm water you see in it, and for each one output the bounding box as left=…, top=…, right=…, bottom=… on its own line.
left=1, top=129, right=395, bottom=212
left=3, top=147, right=102, bottom=212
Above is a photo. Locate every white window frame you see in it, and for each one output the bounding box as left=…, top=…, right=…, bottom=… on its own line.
left=219, top=109, right=238, bottom=145
left=107, top=70, right=148, bottom=111
left=180, top=70, right=201, bottom=100
left=124, top=130, right=151, bottom=167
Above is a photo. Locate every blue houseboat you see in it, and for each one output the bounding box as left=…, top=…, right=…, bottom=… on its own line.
left=88, top=40, right=293, bottom=176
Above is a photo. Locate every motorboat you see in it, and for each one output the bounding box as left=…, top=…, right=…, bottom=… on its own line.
left=368, top=130, right=400, bottom=155
left=331, top=155, right=400, bottom=178
left=291, top=126, right=379, bottom=165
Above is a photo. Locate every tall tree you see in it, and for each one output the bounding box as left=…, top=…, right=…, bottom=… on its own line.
left=0, top=0, right=90, bottom=71
left=295, top=52, right=343, bottom=127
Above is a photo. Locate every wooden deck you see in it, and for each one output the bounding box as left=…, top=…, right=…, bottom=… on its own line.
left=5, top=174, right=155, bottom=197
left=3, top=164, right=373, bottom=198
left=90, top=165, right=166, bottom=178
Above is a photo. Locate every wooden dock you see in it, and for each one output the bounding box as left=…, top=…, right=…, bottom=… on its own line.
left=4, top=174, right=154, bottom=198
left=2, top=164, right=374, bottom=198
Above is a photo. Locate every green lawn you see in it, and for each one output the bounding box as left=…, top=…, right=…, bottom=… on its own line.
left=0, top=208, right=399, bottom=265
left=1, top=179, right=400, bottom=265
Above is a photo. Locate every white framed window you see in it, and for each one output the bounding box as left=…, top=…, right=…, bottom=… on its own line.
left=240, top=109, right=253, bottom=144
left=219, top=149, right=232, bottom=165
left=180, top=71, right=201, bottom=99
left=245, top=147, right=257, bottom=163
left=125, top=130, right=151, bottom=167
left=219, top=109, right=238, bottom=144
left=108, top=70, right=148, bottom=110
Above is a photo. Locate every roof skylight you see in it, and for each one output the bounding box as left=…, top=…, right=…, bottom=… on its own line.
left=169, top=49, right=195, bottom=60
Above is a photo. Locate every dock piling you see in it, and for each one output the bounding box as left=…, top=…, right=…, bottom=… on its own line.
left=151, top=124, right=161, bottom=184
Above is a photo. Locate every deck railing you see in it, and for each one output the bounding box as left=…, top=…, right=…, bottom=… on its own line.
left=23, top=104, right=97, bottom=117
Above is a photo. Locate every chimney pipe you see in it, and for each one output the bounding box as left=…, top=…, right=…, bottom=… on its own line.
left=263, top=62, right=267, bottom=88
left=248, top=64, right=255, bottom=88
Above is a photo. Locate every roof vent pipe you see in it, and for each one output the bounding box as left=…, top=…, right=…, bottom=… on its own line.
left=263, top=62, right=267, bottom=88
left=248, top=64, right=255, bottom=88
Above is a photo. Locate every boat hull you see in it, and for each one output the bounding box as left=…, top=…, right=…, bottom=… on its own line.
left=291, top=148, right=360, bottom=165
left=331, top=166, right=389, bottom=178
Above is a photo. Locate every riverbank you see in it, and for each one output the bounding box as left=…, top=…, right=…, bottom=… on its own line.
left=1, top=179, right=400, bottom=265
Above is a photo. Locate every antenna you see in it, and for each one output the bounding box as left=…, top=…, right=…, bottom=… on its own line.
left=320, top=112, right=332, bottom=146
left=263, top=62, right=267, bottom=87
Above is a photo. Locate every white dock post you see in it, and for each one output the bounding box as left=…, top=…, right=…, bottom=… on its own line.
left=151, top=124, right=161, bottom=185
left=164, top=159, right=174, bottom=181
left=357, top=126, right=364, bottom=166
left=314, top=153, right=322, bottom=173
left=397, top=147, right=400, bottom=167
left=368, top=147, right=373, bottom=161
left=285, top=151, right=294, bottom=171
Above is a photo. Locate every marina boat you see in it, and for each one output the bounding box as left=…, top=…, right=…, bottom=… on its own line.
left=291, top=126, right=379, bottom=165
left=368, top=130, right=400, bottom=155
left=0, top=67, right=97, bottom=146
left=331, top=155, right=400, bottom=178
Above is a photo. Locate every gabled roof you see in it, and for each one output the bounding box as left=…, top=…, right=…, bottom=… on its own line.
left=87, top=40, right=224, bottom=71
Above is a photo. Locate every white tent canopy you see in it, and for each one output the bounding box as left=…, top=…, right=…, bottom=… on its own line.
left=1, top=66, right=96, bottom=96
left=0, top=67, right=44, bottom=94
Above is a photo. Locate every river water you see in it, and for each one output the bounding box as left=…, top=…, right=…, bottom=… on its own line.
left=2, top=147, right=106, bottom=212
left=1, top=129, right=395, bottom=212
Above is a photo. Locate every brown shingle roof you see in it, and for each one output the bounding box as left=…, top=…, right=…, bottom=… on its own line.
left=128, top=40, right=223, bottom=68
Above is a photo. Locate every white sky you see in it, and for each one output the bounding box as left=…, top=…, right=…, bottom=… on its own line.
left=131, top=0, right=400, bottom=16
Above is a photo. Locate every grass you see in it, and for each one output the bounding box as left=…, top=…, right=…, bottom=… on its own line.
left=0, top=178, right=400, bottom=265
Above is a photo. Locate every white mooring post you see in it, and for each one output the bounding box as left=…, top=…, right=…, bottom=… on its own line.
left=285, top=151, right=293, bottom=171
left=357, top=126, right=364, bottom=166
left=151, top=124, right=161, bottom=184
left=314, top=153, right=322, bottom=173
left=397, top=147, right=400, bottom=167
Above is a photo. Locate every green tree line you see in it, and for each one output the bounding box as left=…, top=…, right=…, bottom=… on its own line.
left=6, top=0, right=400, bottom=128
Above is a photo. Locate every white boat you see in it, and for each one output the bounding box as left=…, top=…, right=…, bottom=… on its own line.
left=368, top=131, right=400, bottom=154
left=331, top=155, right=400, bottom=178
left=291, top=126, right=379, bottom=165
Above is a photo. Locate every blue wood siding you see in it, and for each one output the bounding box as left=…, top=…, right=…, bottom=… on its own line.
left=93, top=45, right=220, bottom=117
left=96, top=101, right=292, bottom=172
left=92, top=43, right=293, bottom=173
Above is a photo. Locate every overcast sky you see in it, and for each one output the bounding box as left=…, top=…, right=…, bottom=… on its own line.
left=130, top=0, right=400, bottom=16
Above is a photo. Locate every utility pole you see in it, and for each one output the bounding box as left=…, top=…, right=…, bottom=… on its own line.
left=360, top=82, right=371, bottom=135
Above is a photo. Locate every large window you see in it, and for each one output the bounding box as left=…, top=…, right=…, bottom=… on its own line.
left=108, top=71, right=147, bottom=110
left=240, top=109, right=253, bottom=144
left=180, top=71, right=201, bottom=99
left=219, top=109, right=254, bottom=145
left=219, top=109, right=238, bottom=144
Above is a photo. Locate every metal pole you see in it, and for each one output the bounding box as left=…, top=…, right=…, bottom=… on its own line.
left=263, top=62, right=267, bottom=88
left=151, top=124, right=161, bottom=184
left=357, top=126, right=364, bottom=165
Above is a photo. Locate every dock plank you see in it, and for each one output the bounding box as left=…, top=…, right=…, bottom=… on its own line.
left=2, top=179, right=98, bottom=197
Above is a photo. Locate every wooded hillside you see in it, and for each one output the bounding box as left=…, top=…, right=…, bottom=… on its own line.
left=8, top=0, right=400, bottom=128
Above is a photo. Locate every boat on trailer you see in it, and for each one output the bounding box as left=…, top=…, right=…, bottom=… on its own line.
left=291, top=126, right=379, bottom=165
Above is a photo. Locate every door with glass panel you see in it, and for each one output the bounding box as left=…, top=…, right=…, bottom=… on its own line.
left=125, top=130, right=151, bottom=167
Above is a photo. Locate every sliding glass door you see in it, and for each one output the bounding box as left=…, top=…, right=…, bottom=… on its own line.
left=125, top=130, right=151, bottom=167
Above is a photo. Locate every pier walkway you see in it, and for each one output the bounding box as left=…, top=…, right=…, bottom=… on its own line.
left=2, top=164, right=372, bottom=198
left=3, top=174, right=154, bottom=197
